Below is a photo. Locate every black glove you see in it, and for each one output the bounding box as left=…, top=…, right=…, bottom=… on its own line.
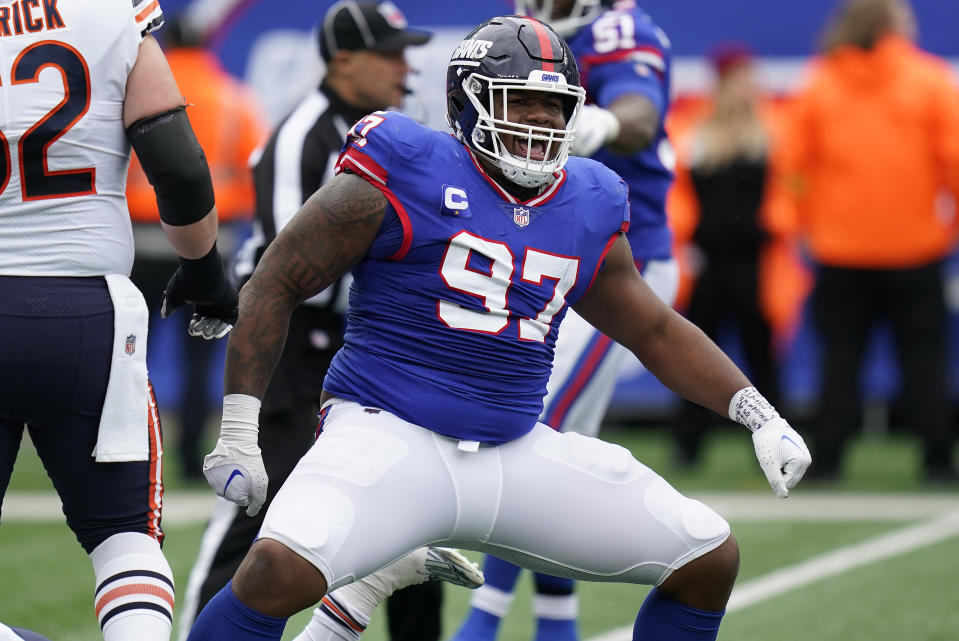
left=161, top=243, right=239, bottom=340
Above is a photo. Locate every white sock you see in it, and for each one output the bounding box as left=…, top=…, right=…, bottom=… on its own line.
left=470, top=584, right=515, bottom=618
left=292, top=548, right=436, bottom=641
left=533, top=593, right=578, bottom=620
left=327, top=547, right=433, bottom=622
left=292, top=593, right=371, bottom=641
left=90, top=532, right=174, bottom=641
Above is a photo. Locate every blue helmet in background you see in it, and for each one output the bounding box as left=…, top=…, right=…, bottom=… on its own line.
left=514, top=0, right=617, bottom=38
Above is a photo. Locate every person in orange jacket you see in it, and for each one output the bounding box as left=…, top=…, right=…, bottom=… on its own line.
left=126, top=14, right=268, bottom=480
left=780, top=0, right=959, bottom=482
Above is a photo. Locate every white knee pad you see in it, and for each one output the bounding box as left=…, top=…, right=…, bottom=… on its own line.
left=89, top=532, right=174, bottom=641
left=644, top=476, right=730, bottom=580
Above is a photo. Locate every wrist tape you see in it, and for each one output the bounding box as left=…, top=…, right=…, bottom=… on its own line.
left=221, top=393, right=261, bottom=439
left=728, top=386, right=780, bottom=433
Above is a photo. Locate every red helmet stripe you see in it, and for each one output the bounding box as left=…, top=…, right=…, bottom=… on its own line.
left=522, top=17, right=555, bottom=71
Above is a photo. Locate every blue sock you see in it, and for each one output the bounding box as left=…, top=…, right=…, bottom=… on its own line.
left=450, top=608, right=504, bottom=641
left=483, top=555, right=523, bottom=591
left=186, top=581, right=288, bottom=641
left=633, top=588, right=724, bottom=641
left=533, top=573, right=578, bottom=641
left=535, top=617, right=579, bottom=641
left=534, top=573, right=574, bottom=593
left=449, top=556, right=522, bottom=641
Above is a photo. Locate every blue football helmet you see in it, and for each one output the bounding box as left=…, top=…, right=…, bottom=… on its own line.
left=514, top=0, right=616, bottom=38
left=446, top=15, right=586, bottom=188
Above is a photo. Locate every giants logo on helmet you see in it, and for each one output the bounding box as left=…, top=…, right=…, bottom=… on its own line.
left=528, top=70, right=568, bottom=85
left=451, top=38, right=493, bottom=60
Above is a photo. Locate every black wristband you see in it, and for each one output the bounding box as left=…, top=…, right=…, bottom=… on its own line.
left=178, top=243, right=226, bottom=283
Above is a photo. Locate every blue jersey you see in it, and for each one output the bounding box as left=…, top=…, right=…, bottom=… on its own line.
left=567, top=0, right=674, bottom=260
left=322, top=112, right=629, bottom=444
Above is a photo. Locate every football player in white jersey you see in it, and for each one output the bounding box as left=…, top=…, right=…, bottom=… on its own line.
left=0, top=1, right=237, bottom=640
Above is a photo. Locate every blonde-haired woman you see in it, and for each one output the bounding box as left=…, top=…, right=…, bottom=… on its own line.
left=672, top=44, right=783, bottom=467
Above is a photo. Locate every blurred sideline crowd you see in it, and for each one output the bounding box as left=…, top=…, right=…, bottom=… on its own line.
left=131, top=0, right=959, bottom=484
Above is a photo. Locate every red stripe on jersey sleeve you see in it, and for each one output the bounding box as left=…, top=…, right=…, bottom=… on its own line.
left=334, top=148, right=412, bottom=260
left=336, top=147, right=388, bottom=185
left=583, top=231, right=623, bottom=293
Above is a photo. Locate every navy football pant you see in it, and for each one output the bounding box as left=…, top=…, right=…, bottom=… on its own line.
left=0, top=276, right=164, bottom=552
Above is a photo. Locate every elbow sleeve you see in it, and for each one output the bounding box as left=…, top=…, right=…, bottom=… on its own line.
left=126, top=106, right=215, bottom=226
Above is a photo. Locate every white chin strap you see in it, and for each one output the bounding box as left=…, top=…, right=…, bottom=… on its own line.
left=498, top=159, right=555, bottom=188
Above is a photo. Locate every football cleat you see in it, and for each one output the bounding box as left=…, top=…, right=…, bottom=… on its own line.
left=424, top=547, right=485, bottom=588
left=377, top=547, right=484, bottom=593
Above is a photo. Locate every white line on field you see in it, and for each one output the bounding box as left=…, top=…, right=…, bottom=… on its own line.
left=2, top=491, right=217, bottom=525
left=4, top=491, right=956, bottom=523
left=586, top=509, right=959, bottom=641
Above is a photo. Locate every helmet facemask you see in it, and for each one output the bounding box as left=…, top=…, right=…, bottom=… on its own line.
left=460, top=70, right=585, bottom=188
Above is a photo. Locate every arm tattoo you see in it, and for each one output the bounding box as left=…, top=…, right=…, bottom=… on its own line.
left=224, top=172, right=386, bottom=397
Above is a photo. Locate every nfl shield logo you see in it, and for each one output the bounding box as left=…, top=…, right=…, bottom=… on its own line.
left=124, top=334, right=137, bottom=356
left=378, top=1, right=408, bottom=28
left=513, top=207, right=530, bottom=228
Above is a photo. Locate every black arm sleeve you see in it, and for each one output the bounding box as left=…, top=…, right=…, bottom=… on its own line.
left=126, top=106, right=215, bottom=226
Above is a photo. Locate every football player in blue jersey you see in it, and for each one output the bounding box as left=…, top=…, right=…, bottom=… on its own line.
left=187, top=15, right=811, bottom=641
left=452, top=3, right=683, bottom=640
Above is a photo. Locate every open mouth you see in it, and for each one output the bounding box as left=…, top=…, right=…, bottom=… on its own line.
left=514, top=138, right=548, bottom=162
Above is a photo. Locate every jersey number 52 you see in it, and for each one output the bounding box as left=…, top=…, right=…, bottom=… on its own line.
left=0, top=41, right=94, bottom=201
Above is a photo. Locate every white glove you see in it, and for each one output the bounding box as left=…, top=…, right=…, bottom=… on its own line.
left=203, top=394, right=268, bottom=516
left=570, top=104, right=621, bottom=157
left=752, top=417, right=812, bottom=498
left=729, top=386, right=811, bottom=498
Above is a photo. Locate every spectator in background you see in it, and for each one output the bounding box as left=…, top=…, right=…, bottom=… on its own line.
left=127, top=14, right=268, bottom=481
left=781, top=0, right=959, bottom=481
left=669, top=44, right=785, bottom=468
left=175, top=3, right=441, bottom=640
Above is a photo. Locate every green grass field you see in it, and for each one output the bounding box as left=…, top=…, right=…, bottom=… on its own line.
left=2, top=419, right=957, bottom=641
